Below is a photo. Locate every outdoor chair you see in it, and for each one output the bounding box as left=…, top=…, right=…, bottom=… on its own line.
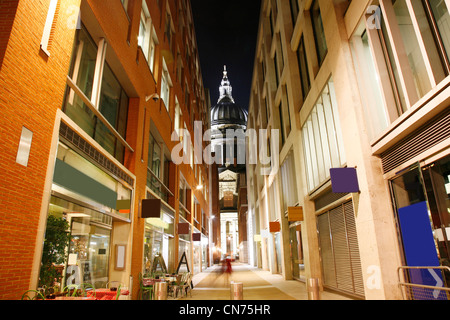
left=21, top=290, right=45, bottom=300
left=179, top=272, right=193, bottom=297
left=139, top=272, right=153, bottom=300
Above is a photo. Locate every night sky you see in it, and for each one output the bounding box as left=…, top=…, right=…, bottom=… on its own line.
left=190, top=0, right=262, bottom=110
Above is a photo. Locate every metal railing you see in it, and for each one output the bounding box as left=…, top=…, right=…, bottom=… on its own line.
left=147, top=168, right=174, bottom=203
left=398, top=266, right=450, bottom=300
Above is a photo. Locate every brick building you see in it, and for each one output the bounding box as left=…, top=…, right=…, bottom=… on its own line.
left=0, top=0, right=212, bottom=300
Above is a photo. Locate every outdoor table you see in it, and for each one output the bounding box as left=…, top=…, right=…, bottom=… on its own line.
left=88, top=288, right=130, bottom=300
left=52, top=296, right=96, bottom=300
left=142, top=278, right=163, bottom=286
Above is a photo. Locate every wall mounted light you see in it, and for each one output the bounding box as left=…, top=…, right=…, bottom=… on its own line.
left=145, top=93, right=160, bottom=102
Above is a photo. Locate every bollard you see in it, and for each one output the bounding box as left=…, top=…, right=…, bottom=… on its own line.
left=307, top=278, right=321, bottom=300
left=230, top=282, right=243, bottom=300
left=154, top=281, right=168, bottom=300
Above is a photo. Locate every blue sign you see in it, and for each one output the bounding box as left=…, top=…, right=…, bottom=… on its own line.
left=398, top=201, right=447, bottom=300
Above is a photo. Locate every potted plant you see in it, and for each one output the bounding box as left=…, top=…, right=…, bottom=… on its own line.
left=39, top=215, right=71, bottom=296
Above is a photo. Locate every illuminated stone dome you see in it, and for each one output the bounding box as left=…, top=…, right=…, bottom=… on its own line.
left=211, top=66, right=248, bottom=128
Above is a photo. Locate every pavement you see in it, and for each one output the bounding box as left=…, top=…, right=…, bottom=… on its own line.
left=176, top=263, right=353, bottom=300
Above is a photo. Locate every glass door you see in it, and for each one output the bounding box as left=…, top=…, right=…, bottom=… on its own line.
left=390, top=158, right=450, bottom=293
left=422, top=156, right=450, bottom=282
left=289, top=224, right=304, bottom=280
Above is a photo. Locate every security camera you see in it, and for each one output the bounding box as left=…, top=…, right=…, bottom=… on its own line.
left=145, top=93, right=160, bottom=102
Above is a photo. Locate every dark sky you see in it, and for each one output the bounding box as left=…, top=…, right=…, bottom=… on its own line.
left=190, top=0, right=262, bottom=110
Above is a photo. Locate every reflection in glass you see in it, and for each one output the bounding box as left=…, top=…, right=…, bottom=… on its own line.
left=430, top=0, right=450, bottom=63
left=392, top=0, right=432, bottom=99
left=63, top=26, right=129, bottom=163
left=48, top=196, right=112, bottom=289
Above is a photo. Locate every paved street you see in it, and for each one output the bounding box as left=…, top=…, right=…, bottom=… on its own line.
left=177, top=263, right=353, bottom=300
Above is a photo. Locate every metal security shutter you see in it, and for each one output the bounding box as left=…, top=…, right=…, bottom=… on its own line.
left=343, top=201, right=365, bottom=297
left=318, top=214, right=336, bottom=288
left=317, top=200, right=365, bottom=298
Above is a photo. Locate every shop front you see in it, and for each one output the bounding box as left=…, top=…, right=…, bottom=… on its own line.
left=288, top=222, right=305, bottom=281
left=143, top=190, right=175, bottom=274
left=193, top=228, right=201, bottom=275
left=40, top=124, right=133, bottom=292
left=177, top=216, right=192, bottom=273
left=315, top=193, right=365, bottom=298
left=201, top=234, right=209, bottom=271
left=390, top=155, right=450, bottom=289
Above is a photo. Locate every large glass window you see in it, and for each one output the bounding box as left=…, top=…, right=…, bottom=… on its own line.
left=391, top=0, right=432, bottom=99
left=428, top=0, right=450, bottom=64
left=302, top=78, right=346, bottom=192
left=143, top=209, right=174, bottom=274
left=351, top=28, right=389, bottom=140
left=391, top=157, right=450, bottom=287
left=379, top=15, right=408, bottom=114
left=280, top=152, right=298, bottom=213
left=64, top=26, right=129, bottom=163
left=46, top=196, right=113, bottom=290
left=97, top=63, right=129, bottom=160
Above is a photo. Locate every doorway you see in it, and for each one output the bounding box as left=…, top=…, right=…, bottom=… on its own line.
left=390, top=156, right=450, bottom=291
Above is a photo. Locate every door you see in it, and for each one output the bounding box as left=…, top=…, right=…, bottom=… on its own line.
left=391, top=162, right=449, bottom=299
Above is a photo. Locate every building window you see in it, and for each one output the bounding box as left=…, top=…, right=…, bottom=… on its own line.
left=357, top=0, right=450, bottom=126
left=147, top=133, right=171, bottom=202
left=427, top=0, right=450, bottom=67
left=161, top=59, right=171, bottom=111
left=174, top=98, right=182, bottom=138
left=310, top=0, right=328, bottom=66
left=40, top=0, right=59, bottom=55
left=378, top=15, right=408, bottom=115
left=302, top=78, right=346, bottom=192
left=297, top=35, right=311, bottom=101
left=280, top=152, right=298, bottom=214
left=350, top=26, right=389, bottom=140
left=64, top=26, right=129, bottom=163
left=138, top=1, right=157, bottom=73
left=389, top=0, right=432, bottom=100
left=179, top=176, right=191, bottom=220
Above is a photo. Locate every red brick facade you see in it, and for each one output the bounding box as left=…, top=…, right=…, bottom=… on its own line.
left=0, top=0, right=212, bottom=300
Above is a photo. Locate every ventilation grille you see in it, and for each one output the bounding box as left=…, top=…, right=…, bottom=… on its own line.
left=381, top=109, right=450, bottom=174
left=59, top=121, right=134, bottom=186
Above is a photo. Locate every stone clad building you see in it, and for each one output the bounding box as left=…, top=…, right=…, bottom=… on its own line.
left=246, top=0, right=450, bottom=300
